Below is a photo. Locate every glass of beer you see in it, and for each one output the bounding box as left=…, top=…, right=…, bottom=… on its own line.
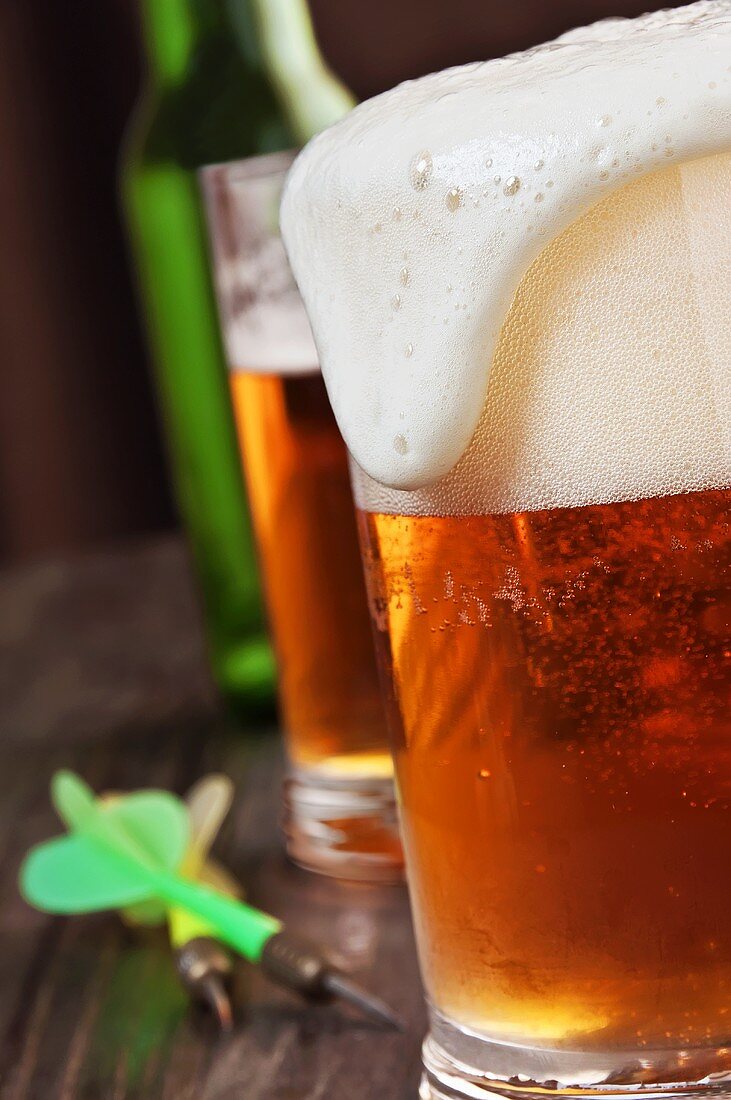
left=282, top=5, right=730, bottom=1094
left=201, top=154, right=402, bottom=881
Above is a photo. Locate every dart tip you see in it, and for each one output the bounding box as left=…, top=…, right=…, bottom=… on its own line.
left=199, top=974, right=234, bottom=1033
left=323, top=971, right=404, bottom=1031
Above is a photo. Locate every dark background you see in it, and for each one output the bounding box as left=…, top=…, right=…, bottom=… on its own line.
left=0, top=0, right=683, bottom=564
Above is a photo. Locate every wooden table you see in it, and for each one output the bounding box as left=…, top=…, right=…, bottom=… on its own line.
left=0, top=536, right=425, bottom=1099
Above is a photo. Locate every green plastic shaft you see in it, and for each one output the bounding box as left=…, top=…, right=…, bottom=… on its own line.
left=154, top=872, right=281, bottom=961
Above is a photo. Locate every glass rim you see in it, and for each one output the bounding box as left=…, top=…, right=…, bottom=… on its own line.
left=199, top=149, right=297, bottom=192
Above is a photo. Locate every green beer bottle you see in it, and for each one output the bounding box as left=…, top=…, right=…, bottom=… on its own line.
left=122, top=0, right=353, bottom=718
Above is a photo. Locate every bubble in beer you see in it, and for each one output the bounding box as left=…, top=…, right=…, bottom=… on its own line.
left=410, top=150, right=433, bottom=191
left=446, top=187, right=463, bottom=212
left=393, top=434, right=409, bottom=455
left=503, top=175, right=521, bottom=196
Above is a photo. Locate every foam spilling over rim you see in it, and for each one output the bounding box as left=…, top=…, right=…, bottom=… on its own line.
left=280, top=1, right=731, bottom=495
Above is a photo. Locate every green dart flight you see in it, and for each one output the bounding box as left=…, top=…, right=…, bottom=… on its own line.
left=21, top=770, right=280, bottom=959
left=19, top=771, right=401, bottom=1030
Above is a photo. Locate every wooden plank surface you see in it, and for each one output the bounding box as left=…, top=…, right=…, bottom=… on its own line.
left=0, top=537, right=425, bottom=1099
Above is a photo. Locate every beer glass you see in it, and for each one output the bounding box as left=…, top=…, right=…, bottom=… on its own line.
left=282, top=126, right=730, bottom=1090
left=352, top=155, right=731, bottom=1095
left=201, top=154, right=402, bottom=881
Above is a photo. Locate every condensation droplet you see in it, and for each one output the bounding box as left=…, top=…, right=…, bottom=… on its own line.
left=664, top=147, right=675, bottom=157
left=410, top=150, right=433, bottom=191
left=534, top=192, right=544, bottom=203
left=656, top=96, right=666, bottom=106
left=546, top=180, right=554, bottom=188
left=405, top=342, right=414, bottom=358
left=485, top=157, right=493, bottom=168
left=597, top=114, right=613, bottom=127
left=708, top=81, right=717, bottom=90
left=391, top=293, right=402, bottom=311
left=533, top=159, right=544, bottom=170
left=445, top=187, right=463, bottom=212
left=400, top=266, right=410, bottom=286
left=493, top=174, right=501, bottom=185
left=393, top=434, right=409, bottom=455
left=503, top=176, right=521, bottom=196
left=392, top=206, right=402, bottom=220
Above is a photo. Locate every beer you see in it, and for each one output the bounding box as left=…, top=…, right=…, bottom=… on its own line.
left=230, top=369, right=389, bottom=777
left=348, top=152, right=731, bottom=1083
left=281, top=2, right=730, bottom=1090
left=360, top=486, right=730, bottom=1048
left=203, top=156, right=402, bottom=881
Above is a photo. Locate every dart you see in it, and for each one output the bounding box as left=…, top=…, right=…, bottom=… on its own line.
left=107, top=774, right=239, bottom=1028
left=19, top=771, right=402, bottom=1030
left=169, top=775, right=239, bottom=1030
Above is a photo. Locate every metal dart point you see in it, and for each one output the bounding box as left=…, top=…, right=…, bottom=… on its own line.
left=260, top=931, right=404, bottom=1030
left=175, top=936, right=234, bottom=1032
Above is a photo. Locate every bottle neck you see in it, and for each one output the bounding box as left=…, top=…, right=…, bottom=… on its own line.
left=249, top=0, right=354, bottom=144
left=138, top=0, right=202, bottom=87
left=137, top=0, right=354, bottom=146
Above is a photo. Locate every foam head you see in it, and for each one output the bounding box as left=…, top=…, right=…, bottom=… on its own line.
left=202, top=153, right=318, bottom=376
left=281, top=1, right=731, bottom=509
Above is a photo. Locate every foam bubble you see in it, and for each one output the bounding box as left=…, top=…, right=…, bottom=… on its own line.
left=281, top=1, right=731, bottom=499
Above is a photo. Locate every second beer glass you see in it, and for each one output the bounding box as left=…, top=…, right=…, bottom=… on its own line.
left=202, top=154, right=402, bottom=881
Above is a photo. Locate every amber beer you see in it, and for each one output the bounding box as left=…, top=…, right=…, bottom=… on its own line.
left=202, top=155, right=401, bottom=880
left=350, top=156, right=731, bottom=1069
left=343, top=150, right=731, bottom=1089
left=360, top=486, right=730, bottom=1053
left=230, top=369, right=391, bottom=774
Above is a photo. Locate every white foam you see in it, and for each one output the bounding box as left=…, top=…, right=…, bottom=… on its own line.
left=201, top=154, right=318, bottom=376
left=281, top=1, right=731, bottom=503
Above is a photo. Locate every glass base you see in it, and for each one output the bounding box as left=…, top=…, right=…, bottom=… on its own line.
left=419, top=1009, right=731, bottom=1099
left=282, top=769, right=404, bottom=882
